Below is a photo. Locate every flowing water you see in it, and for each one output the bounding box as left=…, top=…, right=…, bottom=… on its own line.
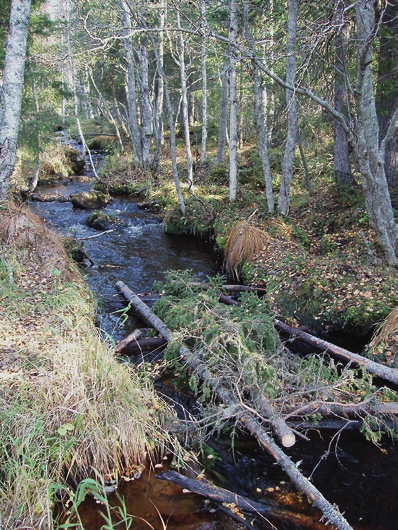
left=31, top=159, right=398, bottom=530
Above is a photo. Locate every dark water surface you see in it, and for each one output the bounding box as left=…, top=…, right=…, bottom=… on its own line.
left=31, top=171, right=398, bottom=530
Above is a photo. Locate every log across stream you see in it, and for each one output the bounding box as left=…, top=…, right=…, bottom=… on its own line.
left=31, top=173, right=398, bottom=530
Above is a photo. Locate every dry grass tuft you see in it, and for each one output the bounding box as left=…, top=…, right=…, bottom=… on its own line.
left=370, top=307, right=398, bottom=356
left=224, top=220, right=270, bottom=279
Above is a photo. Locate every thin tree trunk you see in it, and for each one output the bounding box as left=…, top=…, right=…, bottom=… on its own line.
left=216, top=59, right=229, bottom=164
left=177, top=11, right=194, bottom=189
left=278, top=0, right=298, bottom=215
left=152, top=0, right=165, bottom=173
left=200, top=0, right=208, bottom=163
left=118, top=0, right=142, bottom=163
left=0, top=0, right=32, bottom=199
left=139, top=43, right=152, bottom=167
left=334, top=1, right=353, bottom=186
left=228, top=0, right=238, bottom=201
left=244, top=2, right=274, bottom=212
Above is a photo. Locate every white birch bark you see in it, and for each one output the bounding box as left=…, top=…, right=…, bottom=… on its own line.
left=118, top=0, right=142, bottom=163
left=139, top=43, right=153, bottom=167
left=278, top=0, right=298, bottom=215
left=0, top=0, right=32, bottom=199
left=200, top=4, right=208, bottom=164
left=153, top=0, right=165, bottom=172
left=228, top=0, right=238, bottom=202
left=176, top=10, right=194, bottom=189
left=216, top=59, right=229, bottom=164
left=354, top=1, right=397, bottom=266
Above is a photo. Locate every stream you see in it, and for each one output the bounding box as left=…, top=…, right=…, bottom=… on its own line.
left=30, top=156, right=398, bottom=530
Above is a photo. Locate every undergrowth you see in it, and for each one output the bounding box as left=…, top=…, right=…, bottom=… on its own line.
left=152, top=271, right=398, bottom=445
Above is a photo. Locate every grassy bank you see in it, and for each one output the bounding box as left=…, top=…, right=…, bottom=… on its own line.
left=0, top=203, right=174, bottom=529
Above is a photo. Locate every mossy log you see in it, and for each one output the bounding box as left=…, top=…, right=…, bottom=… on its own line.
left=116, top=280, right=354, bottom=530
left=275, top=320, right=398, bottom=386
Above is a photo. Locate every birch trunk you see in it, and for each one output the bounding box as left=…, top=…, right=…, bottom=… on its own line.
left=0, top=0, right=32, bottom=199
left=118, top=0, right=142, bottom=163
left=216, top=59, right=229, bottom=164
left=177, top=11, right=194, bottom=189
left=278, top=0, right=298, bottom=215
left=228, top=0, right=238, bottom=201
left=200, top=0, right=208, bottom=162
left=355, top=1, right=397, bottom=266
left=153, top=0, right=165, bottom=173
left=139, top=43, right=153, bottom=167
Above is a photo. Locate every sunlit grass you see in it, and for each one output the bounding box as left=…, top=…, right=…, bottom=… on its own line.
left=0, top=205, right=175, bottom=529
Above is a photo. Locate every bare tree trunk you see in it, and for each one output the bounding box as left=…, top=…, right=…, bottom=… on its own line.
left=334, top=0, right=353, bottom=186
left=0, top=0, right=32, bottom=199
left=118, top=0, right=142, bottom=163
left=244, top=2, right=274, bottom=213
left=228, top=0, right=238, bottom=201
left=278, top=0, right=298, bottom=215
left=153, top=0, right=165, bottom=173
left=200, top=0, right=208, bottom=163
left=216, top=58, right=229, bottom=164
left=355, top=1, right=397, bottom=266
left=139, top=43, right=153, bottom=167
left=176, top=10, right=194, bottom=189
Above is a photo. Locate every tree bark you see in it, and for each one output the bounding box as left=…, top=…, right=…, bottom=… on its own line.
left=216, top=58, right=229, bottom=165
left=334, top=1, right=353, bottom=186
left=228, top=0, right=238, bottom=201
left=275, top=319, right=398, bottom=385
left=176, top=10, right=193, bottom=189
left=0, top=0, right=32, bottom=199
left=354, top=1, right=397, bottom=266
left=244, top=2, right=274, bottom=213
left=278, top=0, right=298, bottom=215
left=118, top=0, right=142, bottom=162
left=200, top=0, right=208, bottom=163
left=138, top=43, right=153, bottom=167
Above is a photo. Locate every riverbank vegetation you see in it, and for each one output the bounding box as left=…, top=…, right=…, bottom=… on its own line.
left=1, top=0, right=397, bottom=527
left=0, top=204, right=174, bottom=528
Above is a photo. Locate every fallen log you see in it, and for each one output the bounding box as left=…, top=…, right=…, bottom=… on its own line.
left=275, top=320, right=398, bottom=386
left=157, top=470, right=330, bottom=530
left=115, top=329, right=142, bottom=354
left=117, top=336, right=167, bottom=356
left=116, top=281, right=353, bottom=530
left=116, top=280, right=295, bottom=448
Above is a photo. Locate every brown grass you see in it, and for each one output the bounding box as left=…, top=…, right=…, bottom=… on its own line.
left=224, top=220, right=270, bottom=279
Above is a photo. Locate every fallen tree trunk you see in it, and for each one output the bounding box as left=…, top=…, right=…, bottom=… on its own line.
left=117, top=336, right=167, bottom=356
left=275, top=320, right=398, bottom=386
left=116, top=281, right=353, bottom=530
left=157, top=470, right=330, bottom=530
left=116, top=280, right=295, bottom=448
left=115, top=329, right=142, bottom=354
